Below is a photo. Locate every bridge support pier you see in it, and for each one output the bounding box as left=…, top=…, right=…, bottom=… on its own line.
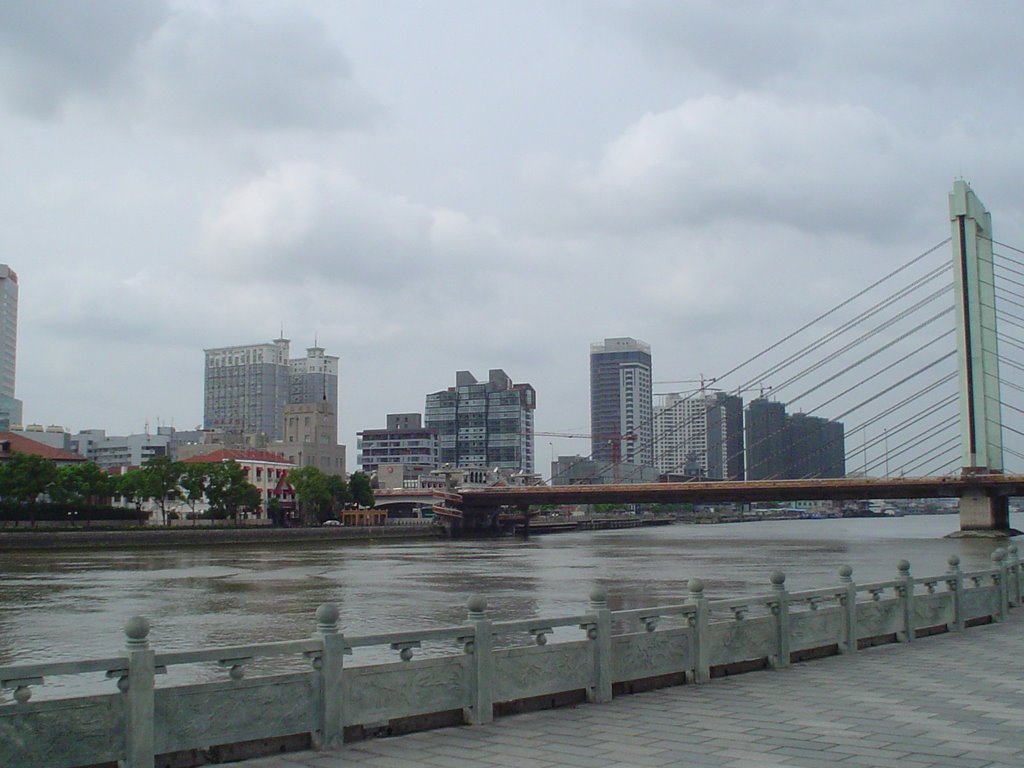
left=958, top=489, right=1010, bottom=533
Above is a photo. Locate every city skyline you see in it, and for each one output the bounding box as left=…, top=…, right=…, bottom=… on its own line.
left=6, top=4, right=1024, bottom=469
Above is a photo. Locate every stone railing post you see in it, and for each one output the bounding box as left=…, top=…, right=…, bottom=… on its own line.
left=312, top=603, right=345, bottom=750
left=686, top=578, right=709, bottom=684
left=1007, top=544, right=1022, bottom=607
left=946, top=555, right=964, bottom=632
left=586, top=588, right=612, bottom=703
left=896, top=560, right=914, bottom=643
left=838, top=565, right=857, bottom=653
left=123, top=617, right=155, bottom=768
left=769, top=571, right=790, bottom=669
left=992, top=548, right=1008, bottom=622
left=464, top=595, right=493, bottom=725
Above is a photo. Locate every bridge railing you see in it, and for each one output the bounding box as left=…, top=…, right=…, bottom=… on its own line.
left=2, top=545, right=1021, bottom=768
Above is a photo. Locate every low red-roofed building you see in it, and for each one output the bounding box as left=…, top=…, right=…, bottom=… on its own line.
left=181, top=448, right=295, bottom=518
left=0, top=431, right=87, bottom=466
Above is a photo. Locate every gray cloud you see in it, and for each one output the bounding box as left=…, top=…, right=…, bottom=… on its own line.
left=0, top=2, right=376, bottom=133
left=141, top=7, right=378, bottom=133
left=0, top=0, right=167, bottom=117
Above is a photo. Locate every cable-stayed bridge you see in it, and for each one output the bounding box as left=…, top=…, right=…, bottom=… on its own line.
left=398, top=182, right=1024, bottom=534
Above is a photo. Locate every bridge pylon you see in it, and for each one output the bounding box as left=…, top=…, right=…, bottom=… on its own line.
left=949, top=181, right=1009, bottom=531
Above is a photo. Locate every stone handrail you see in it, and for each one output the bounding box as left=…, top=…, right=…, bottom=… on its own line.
left=1, top=545, right=1021, bottom=768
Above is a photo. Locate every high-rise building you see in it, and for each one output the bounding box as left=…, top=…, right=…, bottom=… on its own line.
left=0, top=265, right=22, bottom=429
left=745, top=398, right=845, bottom=479
left=289, top=346, right=339, bottom=418
left=204, top=338, right=339, bottom=441
left=589, top=338, right=653, bottom=468
left=204, top=339, right=291, bottom=439
left=424, top=370, right=536, bottom=473
left=745, top=398, right=788, bottom=480
left=654, top=392, right=744, bottom=479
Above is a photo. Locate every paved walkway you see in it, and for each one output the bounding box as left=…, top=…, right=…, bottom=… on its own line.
left=243, top=611, right=1024, bottom=768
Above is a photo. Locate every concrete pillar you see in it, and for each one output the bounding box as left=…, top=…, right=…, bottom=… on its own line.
left=959, top=489, right=1009, bottom=531
left=949, top=181, right=1004, bottom=480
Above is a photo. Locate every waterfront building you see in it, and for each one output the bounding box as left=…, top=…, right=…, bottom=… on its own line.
left=180, top=448, right=295, bottom=517
left=0, top=430, right=86, bottom=466
left=654, top=392, right=744, bottom=480
left=273, top=401, right=346, bottom=476
left=0, top=265, right=22, bottom=430
left=357, top=413, right=438, bottom=477
left=203, top=338, right=340, bottom=442
left=424, top=370, right=536, bottom=474
left=551, top=455, right=600, bottom=486
left=589, top=338, right=653, bottom=469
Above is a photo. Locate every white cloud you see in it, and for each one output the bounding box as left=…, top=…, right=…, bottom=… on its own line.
left=569, top=94, right=912, bottom=237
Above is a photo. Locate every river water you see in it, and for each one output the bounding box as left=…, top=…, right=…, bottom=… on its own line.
left=0, top=513, right=1018, bottom=699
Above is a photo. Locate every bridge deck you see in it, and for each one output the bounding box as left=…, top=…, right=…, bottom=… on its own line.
left=241, top=610, right=1024, bottom=768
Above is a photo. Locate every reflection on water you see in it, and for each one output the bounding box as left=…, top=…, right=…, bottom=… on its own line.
left=0, top=513, right=1016, bottom=697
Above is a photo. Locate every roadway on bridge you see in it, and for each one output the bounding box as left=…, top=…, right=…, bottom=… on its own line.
left=242, top=611, right=1024, bottom=767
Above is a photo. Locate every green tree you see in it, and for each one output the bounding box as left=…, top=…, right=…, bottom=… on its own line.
left=205, top=461, right=260, bottom=522
left=116, top=468, right=149, bottom=515
left=288, top=465, right=331, bottom=524
left=178, top=463, right=209, bottom=524
left=0, top=453, right=59, bottom=505
left=142, top=456, right=182, bottom=526
left=325, top=474, right=351, bottom=514
left=348, top=471, right=375, bottom=508
left=50, top=461, right=115, bottom=506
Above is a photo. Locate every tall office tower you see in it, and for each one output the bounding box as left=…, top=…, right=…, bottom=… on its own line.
left=786, top=413, right=846, bottom=479
left=424, top=369, right=536, bottom=473
left=590, top=338, right=653, bottom=468
left=745, top=398, right=787, bottom=480
left=289, top=345, right=339, bottom=417
left=204, top=339, right=291, bottom=439
left=0, top=266, right=22, bottom=429
left=654, top=392, right=745, bottom=479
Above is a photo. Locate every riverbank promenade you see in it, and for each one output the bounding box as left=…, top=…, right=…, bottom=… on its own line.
left=242, top=609, right=1024, bottom=768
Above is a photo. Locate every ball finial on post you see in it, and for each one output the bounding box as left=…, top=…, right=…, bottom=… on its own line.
left=316, top=603, right=340, bottom=633
left=124, top=616, right=151, bottom=649
left=770, top=570, right=786, bottom=587
left=467, top=594, right=488, bottom=619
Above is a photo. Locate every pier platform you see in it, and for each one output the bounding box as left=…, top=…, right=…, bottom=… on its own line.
left=241, top=609, right=1024, bottom=768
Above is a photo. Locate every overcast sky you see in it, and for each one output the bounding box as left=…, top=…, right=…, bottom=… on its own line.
left=4, top=1, right=1024, bottom=469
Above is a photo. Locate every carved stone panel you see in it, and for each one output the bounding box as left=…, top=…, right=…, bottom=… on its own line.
left=612, top=628, right=692, bottom=683
left=707, top=616, right=775, bottom=667
left=789, top=607, right=842, bottom=651
left=913, top=593, right=953, bottom=629
left=493, top=642, right=591, bottom=702
left=962, top=586, right=998, bottom=622
left=0, top=694, right=123, bottom=768
left=345, top=656, right=467, bottom=724
left=855, top=598, right=901, bottom=638
left=155, top=673, right=312, bottom=753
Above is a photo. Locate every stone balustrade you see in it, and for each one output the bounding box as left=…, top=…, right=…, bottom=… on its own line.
left=2, top=544, right=1022, bottom=768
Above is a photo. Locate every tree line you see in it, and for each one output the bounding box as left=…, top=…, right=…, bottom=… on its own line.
left=0, top=452, right=375, bottom=526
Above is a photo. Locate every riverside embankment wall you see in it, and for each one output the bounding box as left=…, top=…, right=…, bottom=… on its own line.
left=0, top=524, right=443, bottom=550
